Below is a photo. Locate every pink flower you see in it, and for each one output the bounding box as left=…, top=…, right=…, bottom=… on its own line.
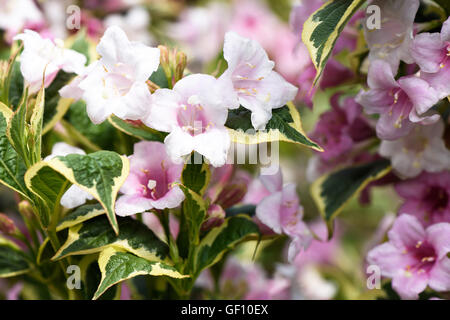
left=364, top=0, right=419, bottom=72
left=395, top=172, right=450, bottom=226
left=168, top=2, right=230, bottom=63
left=142, top=212, right=179, bottom=243
left=356, top=60, right=440, bottom=140
left=367, top=214, right=450, bottom=299
left=310, top=94, right=374, bottom=162
left=220, top=32, right=298, bottom=129
left=411, top=17, right=450, bottom=99
left=115, top=141, right=185, bottom=216
left=143, top=74, right=237, bottom=167
left=255, top=170, right=312, bottom=262
left=221, top=258, right=290, bottom=300
left=379, top=121, right=450, bottom=178
left=229, top=0, right=282, bottom=54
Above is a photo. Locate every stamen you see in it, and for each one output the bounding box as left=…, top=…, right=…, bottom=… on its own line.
left=147, top=179, right=157, bottom=190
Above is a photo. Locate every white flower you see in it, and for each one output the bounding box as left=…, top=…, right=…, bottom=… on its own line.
left=104, top=6, right=154, bottom=45
left=0, top=0, right=43, bottom=39
left=14, top=30, right=87, bottom=93
left=45, top=143, right=94, bottom=209
left=143, top=74, right=237, bottom=167
left=379, top=121, right=450, bottom=178
left=219, top=32, right=298, bottom=130
left=61, top=26, right=160, bottom=124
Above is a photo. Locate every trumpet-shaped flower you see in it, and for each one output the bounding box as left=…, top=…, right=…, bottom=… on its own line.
left=14, top=30, right=87, bottom=93
left=379, top=121, right=450, bottom=178
left=367, top=214, right=450, bottom=299
left=364, top=0, right=419, bottom=72
left=311, top=94, right=374, bottom=162
left=396, top=172, right=450, bottom=226
left=411, top=17, right=450, bottom=99
left=255, top=170, right=312, bottom=262
left=143, top=74, right=237, bottom=167
left=64, top=26, right=160, bottom=124
left=115, top=141, right=185, bottom=216
left=45, top=143, right=94, bottom=209
left=219, top=32, right=298, bottom=130
left=356, top=60, right=440, bottom=140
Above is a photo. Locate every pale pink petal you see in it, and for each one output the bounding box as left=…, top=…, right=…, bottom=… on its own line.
left=428, top=258, right=450, bottom=292
left=411, top=32, right=445, bottom=73
left=388, top=215, right=426, bottom=249
left=150, top=186, right=185, bottom=210
left=255, top=191, right=283, bottom=234
left=392, top=271, right=429, bottom=300
left=115, top=194, right=153, bottom=216
left=259, top=169, right=283, bottom=193
left=398, top=77, right=439, bottom=115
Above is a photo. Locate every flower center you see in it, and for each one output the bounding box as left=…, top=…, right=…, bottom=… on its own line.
left=177, top=95, right=210, bottom=136
left=426, top=186, right=449, bottom=213
left=440, top=43, right=450, bottom=68
left=101, top=63, right=134, bottom=99
left=388, top=88, right=411, bottom=129
left=404, top=240, right=437, bottom=276
left=139, top=165, right=168, bottom=201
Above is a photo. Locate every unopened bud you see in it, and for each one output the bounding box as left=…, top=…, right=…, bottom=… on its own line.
left=215, top=182, right=248, bottom=209
left=202, top=204, right=226, bottom=231
left=146, top=79, right=160, bottom=93
left=174, top=51, right=187, bottom=82
left=0, top=213, right=19, bottom=235
left=158, top=45, right=171, bottom=77
left=18, top=200, right=34, bottom=220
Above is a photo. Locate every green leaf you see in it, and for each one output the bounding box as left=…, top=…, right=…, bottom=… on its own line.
left=8, top=61, right=24, bottom=109
left=24, top=163, right=70, bottom=226
left=311, top=159, right=391, bottom=235
left=435, top=0, right=450, bottom=15
left=94, top=247, right=187, bottom=300
left=42, top=71, right=74, bottom=134
left=149, top=65, right=170, bottom=89
left=52, top=216, right=170, bottom=263
left=56, top=203, right=105, bottom=231
left=179, top=185, right=207, bottom=247
left=25, top=150, right=129, bottom=233
left=226, top=102, right=322, bottom=151
left=108, top=115, right=167, bottom=142
left=69, top=30, right=91, bottom=64
left=181, top=153, right=211, bottom=196
left=0, top=236, right=31, bottom=277
left=302, top=0, right=366, bottom=85
left=29, top=86, right=45, bottom=163
left=0, top=102, right=29, bottom=198
left=6, top=91, right=30, bottom=163
left=194, top=215, right=259, bottom=276
left=64, top=101, right=116, bottom=150
left=78, top=253, right=119, bottom=300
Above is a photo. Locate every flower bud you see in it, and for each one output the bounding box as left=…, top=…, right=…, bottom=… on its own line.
left=18, top=200, right=34, bottom=220
left=215, top=182, right=248, bottom=209
left=202, top=204, right=226, bottom=231
left=0, top=213, right=19, bottom=235
left=158, top=45, right=172, bottom=81
left=174, top=51, right=187, bottom=82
